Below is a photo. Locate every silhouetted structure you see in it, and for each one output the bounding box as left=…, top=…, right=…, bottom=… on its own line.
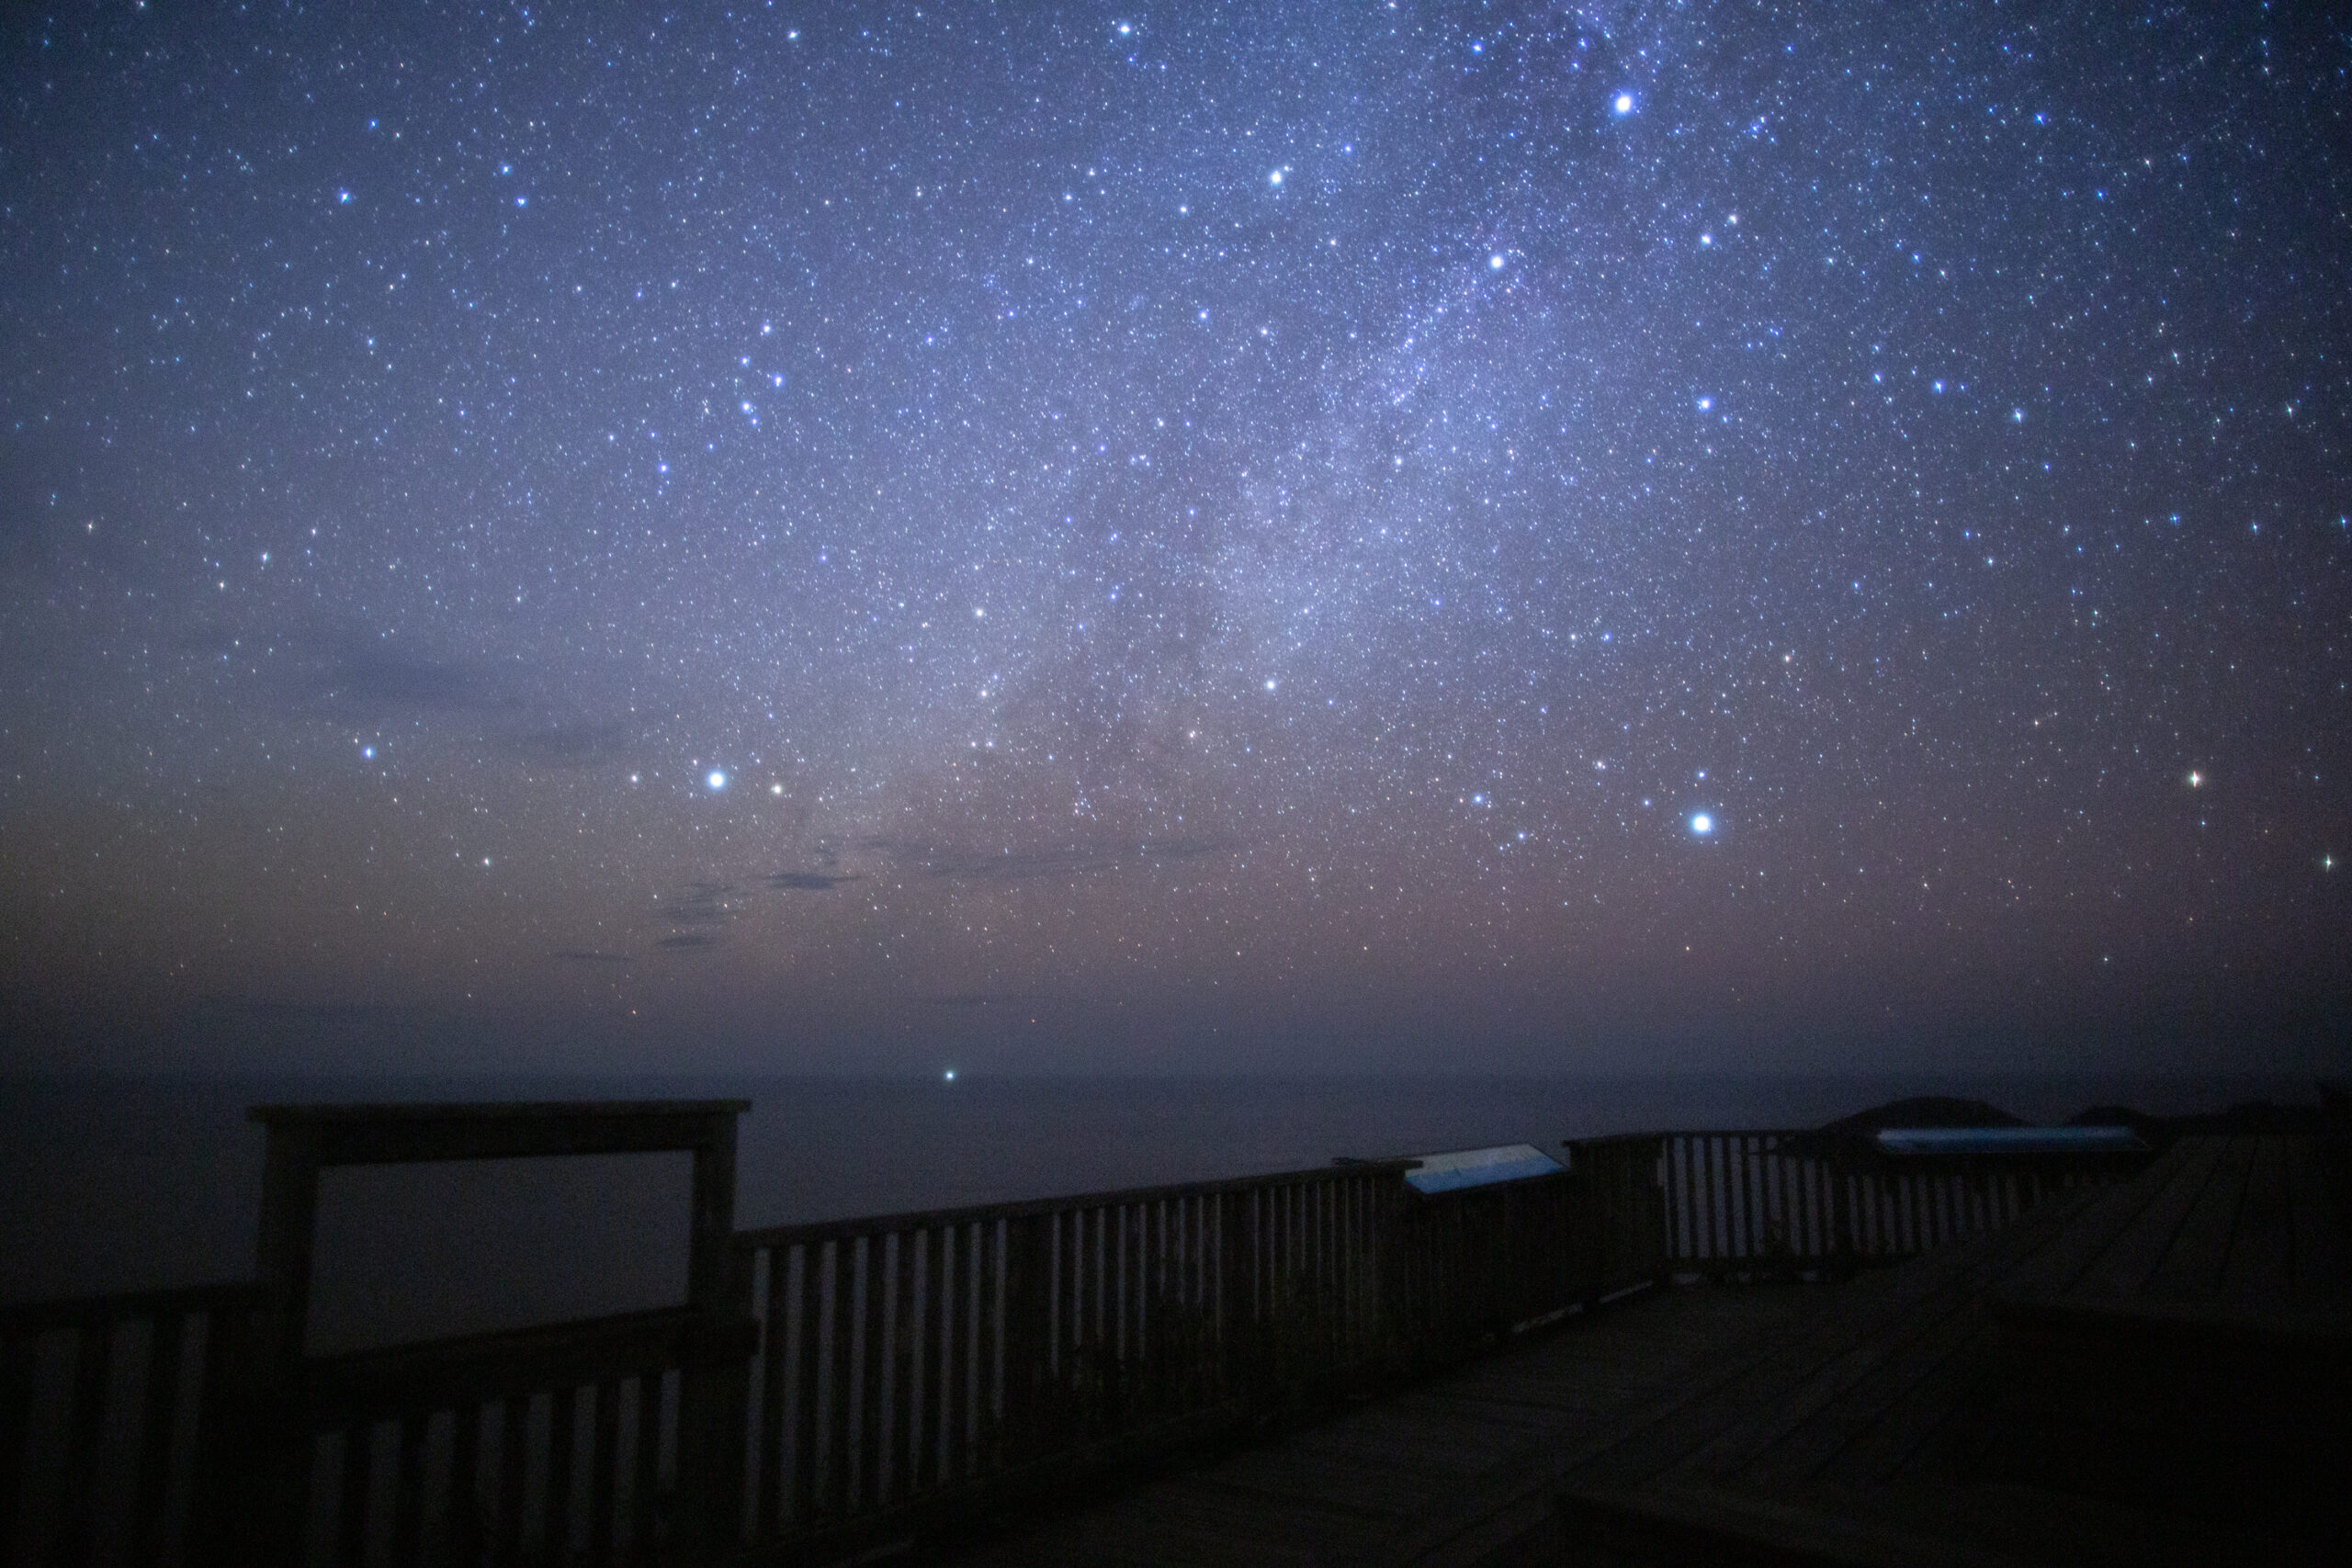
left=5, top=1092, right=2340, bottom=1565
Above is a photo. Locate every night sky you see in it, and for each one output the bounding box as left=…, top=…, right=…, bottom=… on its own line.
left=3, top=3, right=2346, bottom=1077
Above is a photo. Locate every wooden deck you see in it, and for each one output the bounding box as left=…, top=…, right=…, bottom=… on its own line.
left=937, top=1281, right=1832, bottom=1567
left=938, top=1133, right=2349, bottom=1567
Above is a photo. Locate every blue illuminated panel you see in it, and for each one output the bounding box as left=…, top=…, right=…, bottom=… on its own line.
left=1404, top=1144, right=1566, bottom=1194
left=1873, top=1126, right=2147, bottom=1156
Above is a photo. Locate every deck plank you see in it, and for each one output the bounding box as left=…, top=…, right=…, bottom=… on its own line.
left=2218, top=1136, right=2296, bottom=1309
left=947, top=1283, right=1831, bottom=1568
left=1991, top=1140, right=2204, bottom=1304
left=2139, top=1134, right=2257, bottom=1304
left=2282, top=1132, right=2344, bottom=1294
left=2065, top=1135, right=2227, bottom=1303
left=1645, top=1195, right=2084, bottom=1494
left=1562, top=1202, right=2071, bottom=1499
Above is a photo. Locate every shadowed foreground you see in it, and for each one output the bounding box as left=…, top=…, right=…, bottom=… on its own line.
left=944, top=1132, right=2348, bottom=1568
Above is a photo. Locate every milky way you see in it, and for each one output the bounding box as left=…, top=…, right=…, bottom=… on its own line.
left=3, top=4, right=2345, bottom=1074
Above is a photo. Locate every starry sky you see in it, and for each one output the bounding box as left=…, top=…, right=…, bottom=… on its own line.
left=2, top=2, right=2346, bottom=1077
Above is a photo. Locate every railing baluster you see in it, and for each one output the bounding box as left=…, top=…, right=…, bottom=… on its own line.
left=630, top=1375, right=663, bottom=1563
left=996, top=1214, right=1037, bottom=1468
left=388, top=1411, right=426, bottom=1567
left=0, top=1330, right=29, bottom=1568
left=892, top=1228, right=920, bottom=1506
left=54, top=1318, right=110, bottom=1566
left=971, top=1221, right=997, bottom=1474
left=1723, top=1136, right=1744, bottom=1261
left=1724, top=1137, right=1747, bottom=1261
left=337, top=1424, right=374, bottom=1568
left=447, top=1401, right=482, bottom=1568
left=857, top=1235, right=888, bottom=1511
left=548, top=1384, right=579, bottom=1563
left=1127, top=1201, right=1147, bottom=1377
left=839, top=1238, right=864, bottom=1515
left=791, top=1242, right=822, bottom=1528
left=1719, top=1136, right=1738, bottom=1261
left=752, top=1246, right=787, bottom=1536
left=1127, top=1201, right=1148, bottom=1382
left=1671, top=1136, right=1694, bottom=1261
left=589, top=1378, right=621, bottom=1563
left=1090, top=1205, right=1108, bottom=1367
left=922, top=1226, right=950, bottom=1495
left=496, top=1395, right=528, bottom=1565
left=1685, top=1136, right=1704, bottom=1262
left=1695, top=1136, right=1718, bottom=1262
left=130, top=1310, right=187, bottom=1563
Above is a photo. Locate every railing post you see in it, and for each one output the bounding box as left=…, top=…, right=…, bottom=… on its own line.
left=675, top=1106, right=750, bottom=1562
left=203, top=1116, right=325, bottom=1567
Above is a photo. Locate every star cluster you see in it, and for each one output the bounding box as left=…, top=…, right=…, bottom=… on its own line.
left=2, top=3, right=2346, bottom=1073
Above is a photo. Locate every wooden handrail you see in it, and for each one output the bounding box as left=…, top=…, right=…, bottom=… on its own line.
left=733, top=1156, right=1423, bottom=1248
left=302, top=1303, right=757, bottom=1421
left=0, top=1279, right=260, bottom=1335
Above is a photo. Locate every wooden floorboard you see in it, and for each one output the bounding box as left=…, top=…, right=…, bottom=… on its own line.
left=2070, top=1135, right=2224, bottom=1301
left=1557, top=1206, right=2072, bottom=1499
left=2143, top=1134, right=2256, bottom=1303
left=2282, top=1132, right=2343, bottom=1292
left=1991, top=1141, right=2195, bottom=1303
left=1749, top=1200, right=2093, bottom=1493
left=2218, top=1135, right=2294, bottom=1306
left=940, top=1282, right=1833, bottom=1567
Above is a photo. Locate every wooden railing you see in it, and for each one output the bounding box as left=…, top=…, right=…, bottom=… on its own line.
left=292, top=1302, right=757, bottom=1568
left=731, top=1162, right=1407, bottom=1560
left=0, top=1115, right=2148, bottom=1565
left=0, top=1282, right=256, bottom=1568
left=1653, top=1130, right=2144, bottom=1277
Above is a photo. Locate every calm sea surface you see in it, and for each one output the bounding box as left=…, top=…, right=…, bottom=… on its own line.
left=0, top=1072, right=2311, bottom=1348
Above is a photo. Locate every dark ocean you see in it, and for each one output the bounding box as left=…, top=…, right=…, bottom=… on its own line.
left=0, top=1072, right=2314, bottom=1350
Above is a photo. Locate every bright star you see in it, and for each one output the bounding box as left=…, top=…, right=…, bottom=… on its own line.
left=1489, top=254, right=1506, bottom=270
left=707, top=770, right=727, bottom=791
left=1613, top=92, right=1635, bottom=115
left=1268, top=169, right=1283, bottom=185
left=1690, top=813, right=1714, bottom=836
